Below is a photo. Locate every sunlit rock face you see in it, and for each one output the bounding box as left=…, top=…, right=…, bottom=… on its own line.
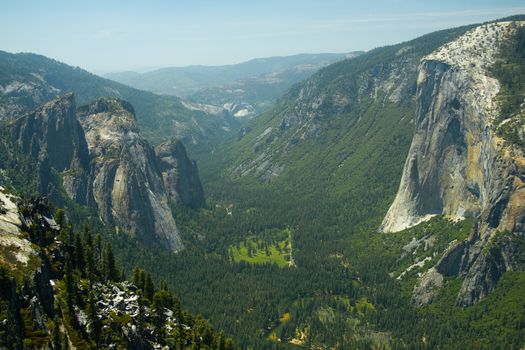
left=155, top=138, right=205, bottom=209
left=78, top=97, right=183, bottom=251
left=381, top=22, right=525, bottom=306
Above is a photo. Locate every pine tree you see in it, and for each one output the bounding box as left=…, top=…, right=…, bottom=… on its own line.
left=52, top=317, right=61, bottom=350
left=54, top=208, right=65, bottom=228
left=174, top=297, right=184, bottom=350
left=152, top=291, right=167, bottom=342
left=85, top=246, right=95, bottom=282
left=63, top=252, right=76, bottom=310
left=137, top=293, right=145, bottom=336
left=103, top=243, right=118, bottom=282
left=132, top=267, right=142, bottom=288
left=94, top=234, right=102, bottom=262
left=83, top=231, right=95, bottom=281
left=144, top=273, right=154, bottom=301
left=6, top=279, right=23, bottom=350
left=86, top=292, right=100, bottom=346
left=74, top=233, right=85, bottom=274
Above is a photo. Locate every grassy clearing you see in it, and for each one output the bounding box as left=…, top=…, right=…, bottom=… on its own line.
left=229, top=228, right=292, bottom=268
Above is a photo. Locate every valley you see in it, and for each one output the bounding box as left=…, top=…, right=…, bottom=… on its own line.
left=1, top=10, right=525, bottom=350
left=104, top=53, right=362, bottom=120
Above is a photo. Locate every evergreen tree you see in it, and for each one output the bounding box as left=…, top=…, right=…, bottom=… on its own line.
left=83, top=231, right=95, bottom=282
left=144, top=273, right=155, bottom=301
left=52, top=317, right=61, bottom=350
left=103, top=243, right=118, bottom=282
left=174, top=297, right=185, bottom=350
left=5, top=279, right=23, bottom=350
left=63, top=252, right=76, bottom=310
left=86, top=292, right=100, bottom=346
left=54, top=208, right=65, bottom=228
left=132, top=267, right=143, bottom=288
left=152, top=290, right=168, bottom=342
left=137, top=293, right=145, bottom=336
left=74, top=233, right=85, bottom=274
left=94, top=234, right=103, bottom=262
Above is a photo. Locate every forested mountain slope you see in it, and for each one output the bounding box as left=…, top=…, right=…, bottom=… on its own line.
left=0, top=50, right=238, bottom=145
left=0, top=187, right=234, bottom=349
left=201, top=22, right=478, bottom=227
left=145, top=17, right=524, bottom=349
left=1, top=15, right=525, bottom=350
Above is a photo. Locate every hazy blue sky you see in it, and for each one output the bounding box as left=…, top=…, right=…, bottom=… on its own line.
left=1, top=0, right=524, bottom=73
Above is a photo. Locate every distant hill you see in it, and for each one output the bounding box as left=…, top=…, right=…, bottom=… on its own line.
left=105, top=53, right=362, bottom=118
left=0, top=50, right=238, bottom=145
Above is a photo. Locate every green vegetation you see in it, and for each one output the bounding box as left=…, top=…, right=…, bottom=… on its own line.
left=493, top=24, right=525, bottom=119
left=0, top=128, right=39, bottom=196
left=3, top=16, right=525, bottom=350
left=114, top=20, right=523, bottom=349
left=0, top=50, right=238, bottom=146
left=0, top=200, right=235, bottom=349
left=111, top=23, right=512, bottom=349
left=229, top=228, right=292, bottom=267
left=492, top=23, right=525, bottom=146
left=367, top=216, right=474, bottom=294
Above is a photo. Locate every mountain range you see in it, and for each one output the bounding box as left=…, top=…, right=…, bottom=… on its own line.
left=105, top=53, right=362, bottom=119
left=0, top=50, right=237, bottom=146
left=1, top=15, right=525, bottom=350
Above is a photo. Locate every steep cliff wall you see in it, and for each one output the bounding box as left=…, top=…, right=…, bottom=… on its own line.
left=155, top=139, right=205, bottom=209
left=8, top=93, right=92, bottom=203
left=381, top=21, right=525, bottom=306
left=77, top=98, right=183, bottom=251
left=5, top=93, right=207, bottom=251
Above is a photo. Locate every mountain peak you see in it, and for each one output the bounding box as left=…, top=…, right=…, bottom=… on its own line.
left=77, top=96, right=135, bottom=116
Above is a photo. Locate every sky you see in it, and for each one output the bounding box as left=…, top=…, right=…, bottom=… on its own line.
left=1, top=0, right=524, bottom=74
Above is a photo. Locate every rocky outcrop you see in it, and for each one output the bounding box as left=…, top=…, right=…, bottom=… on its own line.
left=155, top=139, right=205, bottom=209
left=0, top=61, right=60, bottom=121
left=3, top=93, right=206, bottom=251
left=381, top=22, right=525, bottom=305
left=0, top=187, right=40, bottom=269
left=0, top=190, right=225, bottom=350
left=77, top=98, right=183, bottom=251
left=8, top=93, right=92, bottom=203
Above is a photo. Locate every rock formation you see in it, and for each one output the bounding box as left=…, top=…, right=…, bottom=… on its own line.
left=5, top=93, right=206, bottom=251
left=8, top=93, right=92, bottom=204
left=0, top=187, right=227, bottom=349
left=77, top=97, right=183, bottom=251
left=155, top=139, right=205, bottom=209
left=381, top=21, right=525, bottom=305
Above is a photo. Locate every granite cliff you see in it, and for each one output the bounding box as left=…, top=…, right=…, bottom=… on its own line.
left=8, top=93, right=92, bottom=204
left=77, top=98, right=185, bottom=251
left=155, top=139, right=205, bottom=209
left=381, top=21, right=525, bottom=306
left=4, top=94, right=205, bottom=251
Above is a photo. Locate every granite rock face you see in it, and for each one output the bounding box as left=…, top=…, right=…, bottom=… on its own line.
left=8, top=93, right=92, bottom=204
left=381, top=22, right=525, bottom=306
left=155, top=139, right=205, bottom=209
left=77, top=98, right=183, bottom=251
left=5, top=93, right=206, bottom=251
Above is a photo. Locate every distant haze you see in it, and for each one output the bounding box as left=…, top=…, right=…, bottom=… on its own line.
left=1, top=0, right=524, bottom=74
